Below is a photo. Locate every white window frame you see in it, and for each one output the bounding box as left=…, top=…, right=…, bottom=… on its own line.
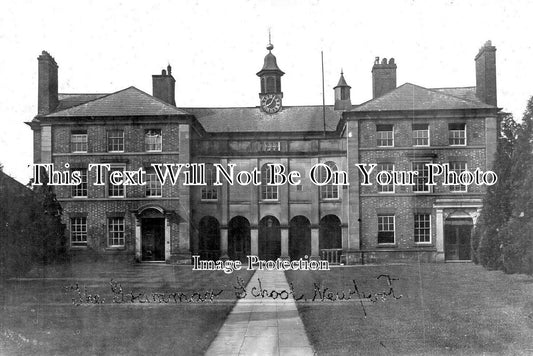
left=376, top=163, right=395, bottom=193
left=145, top=168, right=162, bottom=197
left=449, top=123, right=467, bottom=146
left=377, top=215, right=395, bottom=245
left=145, top=129, right=162, bottom=152
left=70, top=217, right=87, bottom=247
left=107, top=129, right=125, bottom=152
left=449, top=161, right=468, bottom=192
left=412, top=161, right=432, bottom=193
left=412, top=124, right=430, bottom=147
left=376, top=124, right=394, bottom=147
left=107, top=217, right=125, bottom=247
left=260, top=163, right=278, bottom=201
left=414, top=213, right=432, bottom=244
left=107, top=164, right=126, bottom=198
left=201, top=164, right=218, bottom=201
left=71, top=132, right=88, bottom=153
left=71, top=168, right=88, bottom=198
left=319, top=161, right=340, bottom=200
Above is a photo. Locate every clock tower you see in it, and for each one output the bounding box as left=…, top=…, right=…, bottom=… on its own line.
left=257, top=40, right=284, bottom=114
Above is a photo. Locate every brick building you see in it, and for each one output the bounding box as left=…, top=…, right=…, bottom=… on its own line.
left=28, top=41, right=499, bottom=264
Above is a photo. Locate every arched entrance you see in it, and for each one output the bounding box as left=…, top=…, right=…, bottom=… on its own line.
left=444, top=213, right=473, bottom=261
left=289, top=216, right=311, bottom=260
left=228, top=216, right=250, bottom=262
left=319, top=215, right=342, bottom=263
left=140, top=208, right=166, bottom=261
left=198, top=216, right=220, bottom=260
left=259, top=216, right=281, bottom=260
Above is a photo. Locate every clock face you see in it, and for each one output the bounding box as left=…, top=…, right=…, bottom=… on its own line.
left=260, top=94, right=282, bottom=114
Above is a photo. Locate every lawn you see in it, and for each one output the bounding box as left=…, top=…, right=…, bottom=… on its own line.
left=285, top=263, right=533, bottom=355
left=0, top=262, right=254, bottom=356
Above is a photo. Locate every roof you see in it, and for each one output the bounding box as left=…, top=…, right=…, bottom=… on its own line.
left=431, top=86, right=480, bottom=102
left=334, top=72, right=350, bottom=88
left=56, top=93, right=108, bottom=111
left=351, top=83, right=495, bottom=112
left=184, top=106, right=341, bottom=133
left=46, top=87, right=189, bottom=117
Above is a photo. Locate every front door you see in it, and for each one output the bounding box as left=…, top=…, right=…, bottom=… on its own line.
left=142, top=218, right=165, bottom=261
left=444, top=218, right=473, bottom=261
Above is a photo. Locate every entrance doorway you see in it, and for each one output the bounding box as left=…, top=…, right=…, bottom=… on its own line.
left=444, top=218, right=473, bottom=261
left=289, top=216, right=311, bottom=260
left=142, top=218, right=165, bottom=261
left=258, top=216, right=281, bottom=260
left=228, top=216, right=251, bottom=262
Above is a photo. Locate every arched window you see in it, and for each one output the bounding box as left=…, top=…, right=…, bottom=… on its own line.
left=201, top=164, right=218, bottom=200
left=319, top=161, right=339, bottom=200
left=261, top=163, right=278, bottom=200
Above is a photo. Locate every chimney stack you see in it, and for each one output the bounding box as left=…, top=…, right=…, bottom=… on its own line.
left=37, top=51, right=59, bottom=115
left=475, top=40, right=497, bottom=106
left=372, top=57, right=397, bottom=98
left=152, top=65, right=176, bottom=105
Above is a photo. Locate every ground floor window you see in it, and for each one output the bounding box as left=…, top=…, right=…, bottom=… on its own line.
left=377, top=215, right=395, bottom=244
left=108, top=217, right=125, bottom=247
left=71, top=217, right=87, bottom=247
left=414, top=214, right=431, bottom=243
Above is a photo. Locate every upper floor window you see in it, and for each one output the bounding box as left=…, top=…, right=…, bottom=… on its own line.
left=70, top=217, right=87, bottom=247
left=71, top=131, right=88, bottom=153
left=449, top=123, right=466, bottom=146
left=412, top=124, right=429, bottom=146
left=412, top=161, right=431, bottom=193
left=377, top=163, right=395, bottom=193
left=261, top=163, right=278, bottom=201
left=376, top=124, right=394, bottom=147
left=201, top=164, right=218, bottom=200
left=145, top=167, right=162, bottom=197
left=145, top=129, right=162, bottom=152
left=107, top=130, right=124, bottom=152
left=449, top=161, right=467, bottom=192
left=71, top=168, right=88, bottom=198
left=108, top=166, right=125, bottom=198
left=319, top=161, right=339, bottom=200
left=377, top=215, right=395, bottom=244
left=108, top=217, right=125, bottom=247
left=263, top=141, right=281, bottom=152
left=414, top=214, right=431, bottom=243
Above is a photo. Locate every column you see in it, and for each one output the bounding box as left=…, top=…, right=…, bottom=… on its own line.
left=281, top=228, right=289, bottom=260
left=135, top=217, right=142, bottom=262
left=435, top=209, right=445, bottom=262
left=250, top=227, right=258, bottom=256
left=165, top=217, right=171, bottom=261
left=311, top=227, right=319, bottom=260
left=220, top=227, right=229, bottom=259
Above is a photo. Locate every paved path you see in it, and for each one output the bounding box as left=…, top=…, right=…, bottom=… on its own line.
left=205, top=269, right=314, bottom=356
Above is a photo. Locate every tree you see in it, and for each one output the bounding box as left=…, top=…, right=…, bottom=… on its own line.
left=499, top=96, right=533, bottom=274
left=474, top=113, right=518, bottom=267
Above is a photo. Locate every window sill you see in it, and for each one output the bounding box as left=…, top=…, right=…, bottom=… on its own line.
left=376, top=243, right=397, bottom=248
left=259, top=200, right=280, bottom=204
left=200, top=199, right=218, bottom=203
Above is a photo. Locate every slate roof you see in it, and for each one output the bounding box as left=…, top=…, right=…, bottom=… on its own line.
left=351, top=83, right=495, bottom=112
left=56, top=93, right=108, bottom=111
left=184, top=106, right=341, bottom=133
left=46, top=87, right=189, bottom=117
left=431, top=86, right=480, bottom=103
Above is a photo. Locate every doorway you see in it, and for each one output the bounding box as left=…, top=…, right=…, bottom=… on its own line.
left=142, top=218, right=165, bottom=261
left=444, top=218, right=473, bottom=261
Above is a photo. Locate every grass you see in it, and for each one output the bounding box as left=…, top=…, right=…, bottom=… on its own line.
left=285, top=263, right=533, bottom=355
left=0, top=262, right=254, bottom=356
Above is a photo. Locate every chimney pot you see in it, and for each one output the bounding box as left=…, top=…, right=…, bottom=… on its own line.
left=153, top=65, right=176, bottom=106
left=372, top=56, right=397, bottom=98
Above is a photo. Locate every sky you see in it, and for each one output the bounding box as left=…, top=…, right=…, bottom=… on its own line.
left=0, top=0, right=532, bottom=184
